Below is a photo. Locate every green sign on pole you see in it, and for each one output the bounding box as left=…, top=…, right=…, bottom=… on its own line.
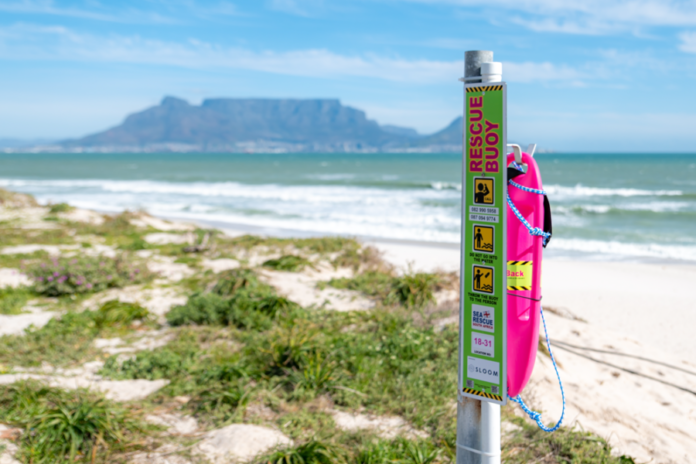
left=460, top=82, right=507, bottom=405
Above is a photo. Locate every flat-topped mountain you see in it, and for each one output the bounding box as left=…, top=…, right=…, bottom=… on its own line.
left=64, top=97, right=459, bottom=152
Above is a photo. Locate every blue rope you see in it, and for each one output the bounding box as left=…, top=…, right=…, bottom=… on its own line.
left=506, top=194, right=551, bottom=246
left=508, top=307, right=566, bottom=432
left=509, top=179, right=546, bottom=196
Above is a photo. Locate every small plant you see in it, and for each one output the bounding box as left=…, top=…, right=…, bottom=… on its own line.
left=48, top=202, right=73, bottom=214
left=101, top=347, right=196, bottom=380
left=263, top=255, right=311, bottom=272
left=92, top=300, right=150, bottom=329
left=388, top=273, right=439, bottom=308
left=191, top=380, right=250, bottom=421
left=293, top=352, right=337, bottom=394
left=27, top=254, right=149, bottom=296
left=0, top=286, right=31, bottom=315
left=213, top=268, right=262, bottom=296
left=260, top=440, right=345, bottom=464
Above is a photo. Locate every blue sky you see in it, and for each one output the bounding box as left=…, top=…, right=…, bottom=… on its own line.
left=2, top=0, right=696, bottom=151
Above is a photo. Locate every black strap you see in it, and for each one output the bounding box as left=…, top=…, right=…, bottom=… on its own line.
left=543, top=195, right=553, bottom=248
left=507, top=166, right=525, bottom=182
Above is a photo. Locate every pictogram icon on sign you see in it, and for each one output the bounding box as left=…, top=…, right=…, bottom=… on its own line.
left=474, top=178, right=494, bottom=205
left=473, top=225, right=494, bottom=253
left=472, top=264, right=494, bottom=294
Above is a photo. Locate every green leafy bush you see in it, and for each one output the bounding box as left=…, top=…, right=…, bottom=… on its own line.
left=263, top=255, right=311, bottom=272
left=27, top=255, right=149, bottom=296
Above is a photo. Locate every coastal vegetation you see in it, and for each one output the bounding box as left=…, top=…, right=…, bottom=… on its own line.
left=0, top=189, right=635, bottom=463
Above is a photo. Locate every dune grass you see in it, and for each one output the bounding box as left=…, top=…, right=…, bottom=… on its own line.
left=0, top=381, right=151, bottom=463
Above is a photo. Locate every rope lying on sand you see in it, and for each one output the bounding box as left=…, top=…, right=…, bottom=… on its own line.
left=550, top=339, right=696, bottom=378
left=549, top=340, right=696, bottom=397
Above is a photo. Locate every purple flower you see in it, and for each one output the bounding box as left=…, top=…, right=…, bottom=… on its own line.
left=37, top=277, right=44, bottom=282
left=76, top=281, right=82, bottom=286
left=41, top=263, right=46, bottom=268
left=107, top=275, right=113, bottom=280
left=47, top=277, right=53, bottom=282
left=86, top=283, right=93, bottom=289
left=53, top=272, right=59, bottom=277
left=134, top=269, right=140, bottom=274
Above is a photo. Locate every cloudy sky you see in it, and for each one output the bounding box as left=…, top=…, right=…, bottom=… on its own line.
left=2, top=0, right=696, bottom=151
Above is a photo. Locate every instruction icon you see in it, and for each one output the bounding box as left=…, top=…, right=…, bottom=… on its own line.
left=472, top=265, right=494, bottom=294
left=474, top=178, right=494, bottom=205
left=473, top=225, right=494, bottom=253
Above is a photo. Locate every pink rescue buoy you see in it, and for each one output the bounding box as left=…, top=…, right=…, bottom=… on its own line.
left=506, top=151, right=546, bottom=397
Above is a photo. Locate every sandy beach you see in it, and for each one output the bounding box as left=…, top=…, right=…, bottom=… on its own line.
left=0, top=198, right=694, bottom=463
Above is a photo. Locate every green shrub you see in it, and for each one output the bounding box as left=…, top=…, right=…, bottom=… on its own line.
left=213, top=268, right=262, bottom=296
left=27, top=255, right=149, bottom=297
left=101, top=347, right=196, bottom=380
left=191, top=380, right=250, bottom=420
left=0, top=286, right=31, bottom=315
left=119, top=233, right=150, bottom=251
left=328, top=271, right=440, bottom=308
left=167, top=290, right=299, bottom=330
left=0, top=381, right=146, bottom=463
left=93, top=300, right=150, bottom=329
left=263, top=255, right=311, bottom=272
left=389, top=273, right=439, bottom=308
left=48, top=202, right=73, bottom=214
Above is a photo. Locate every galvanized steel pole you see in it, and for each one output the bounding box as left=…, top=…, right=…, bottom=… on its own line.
left=457, top=50, right=502, bottom=464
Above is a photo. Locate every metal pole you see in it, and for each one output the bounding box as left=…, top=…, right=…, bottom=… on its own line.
left=457, top=49, right=501, bottom=464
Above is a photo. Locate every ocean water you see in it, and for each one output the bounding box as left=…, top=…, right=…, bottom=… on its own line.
left=0, top=153, right=694, bottom=263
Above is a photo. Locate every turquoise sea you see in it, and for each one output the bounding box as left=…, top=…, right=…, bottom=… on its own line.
left=0, top=153, right=694, bottom=263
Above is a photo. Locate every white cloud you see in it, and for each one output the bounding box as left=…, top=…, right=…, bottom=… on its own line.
left=679, top=31, right=696, bottom=53
left=0, top=0, right=178, bottom=24
left=405, top=0, right=696, bottom=34
left=0, top=23, right=587, bottom=85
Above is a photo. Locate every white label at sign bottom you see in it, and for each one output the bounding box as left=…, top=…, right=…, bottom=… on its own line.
left=467, top=356, right=500, bottom=384
left=472, top=332, right=495, bottom=357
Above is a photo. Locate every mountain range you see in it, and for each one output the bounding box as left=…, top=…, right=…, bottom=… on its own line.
left=53, top=97, right=462, bottom=153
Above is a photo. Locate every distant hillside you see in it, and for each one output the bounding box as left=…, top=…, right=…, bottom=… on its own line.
left=62, top=97, right=430, bottom=153
left=410, top=116, right=462, bottom=147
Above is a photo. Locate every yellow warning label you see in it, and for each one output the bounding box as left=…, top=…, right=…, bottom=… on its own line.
left=507, top=261, right=532, bottom=290
left=474, top=178, right=494, bottom=205
left=473, top=265, right=494, bottom=294
left=473, top=225, right=494, bottom=253
left=462, top=387, right=503, bottom=401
